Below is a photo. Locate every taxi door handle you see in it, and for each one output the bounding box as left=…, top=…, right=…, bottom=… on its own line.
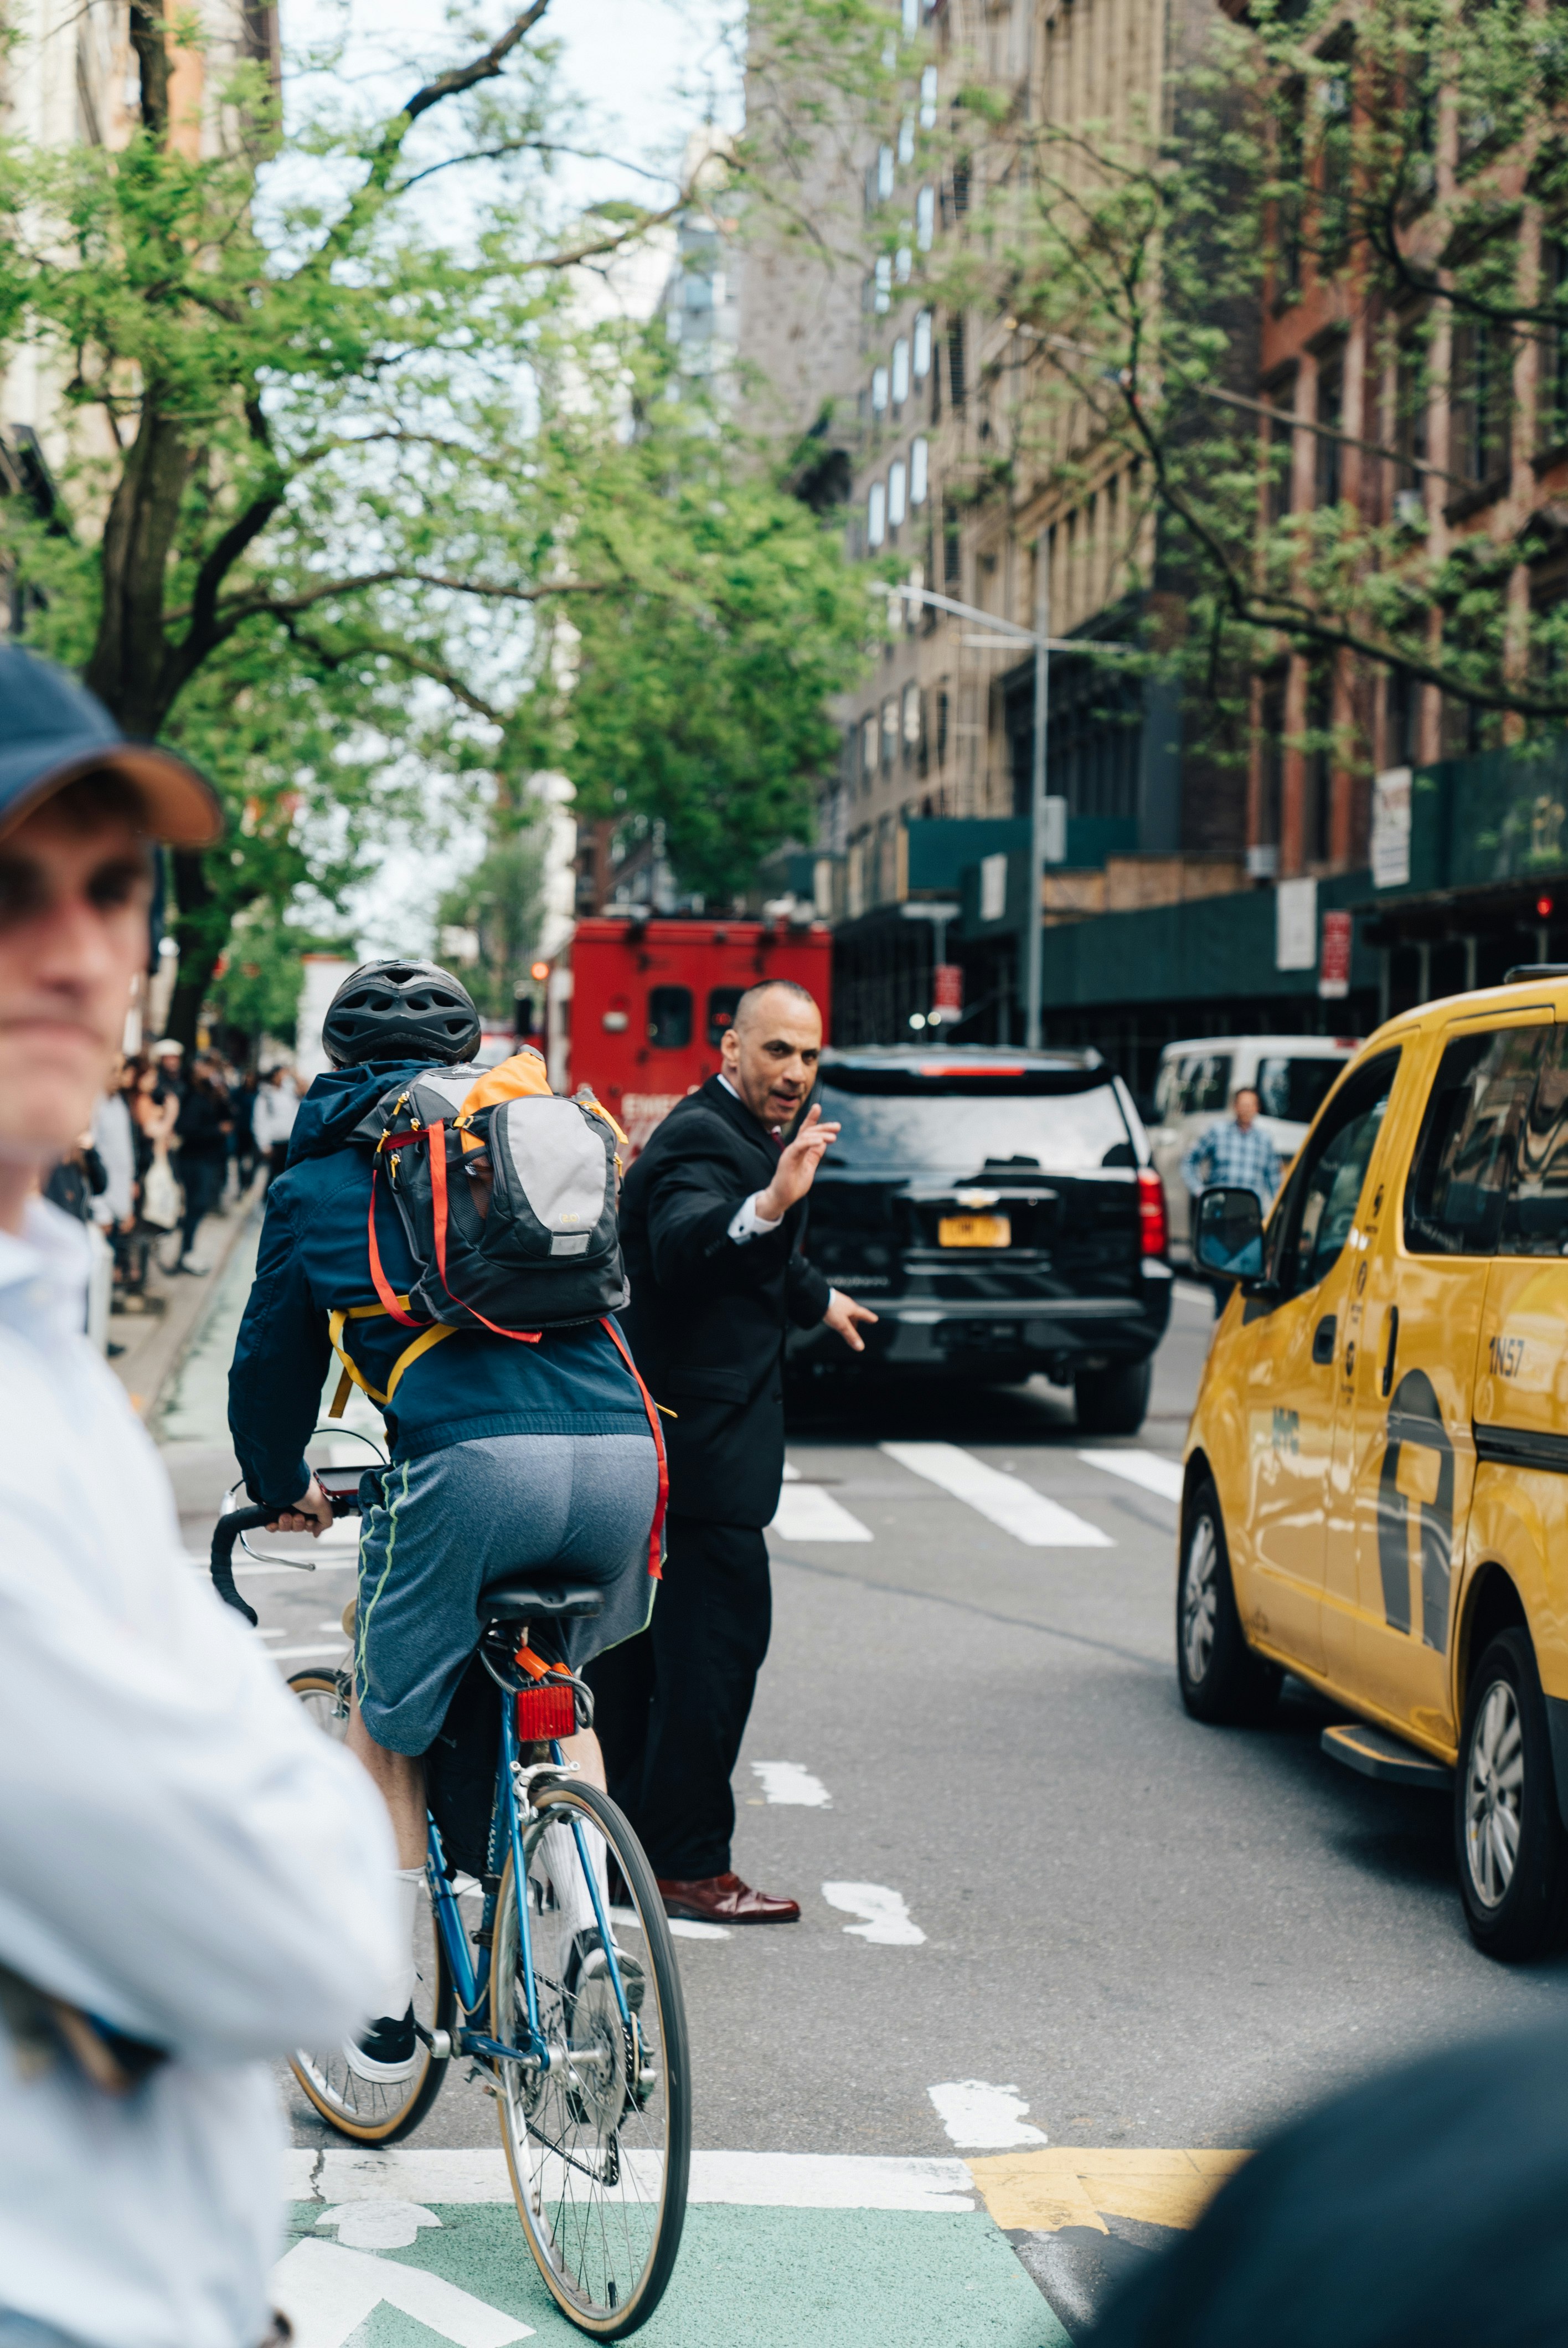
left=1381, top=1305, right=1399, bottom=1398
left=1312, top=1314, right=1337, bottom=1366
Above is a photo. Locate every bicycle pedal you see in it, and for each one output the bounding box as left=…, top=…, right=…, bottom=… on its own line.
left=463, top=2062, right=499, bottom=2097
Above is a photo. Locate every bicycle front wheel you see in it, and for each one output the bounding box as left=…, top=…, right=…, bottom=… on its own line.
left=493, top=1778, right=690, bottom=2337
left=286, top=1670, right=453, bottom=2144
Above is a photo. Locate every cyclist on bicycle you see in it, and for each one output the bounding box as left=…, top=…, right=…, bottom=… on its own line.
left=228, top=961, right=659, bottom=2084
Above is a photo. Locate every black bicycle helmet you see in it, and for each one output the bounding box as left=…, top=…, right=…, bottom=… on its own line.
left=322, top=959, right=482, bottom=1068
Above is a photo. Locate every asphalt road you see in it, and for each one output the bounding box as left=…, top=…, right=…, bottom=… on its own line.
left=162, top=1260, right=1568, bottom=2340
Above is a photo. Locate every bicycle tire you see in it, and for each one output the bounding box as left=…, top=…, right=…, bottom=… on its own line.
left=286, top=1670, right=454, bottom=2144
left=493, top=1778, right=690, bottom=2337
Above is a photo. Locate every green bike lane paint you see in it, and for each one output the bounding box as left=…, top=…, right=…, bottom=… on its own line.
left=276, top=2149, right=1066, bottom=2347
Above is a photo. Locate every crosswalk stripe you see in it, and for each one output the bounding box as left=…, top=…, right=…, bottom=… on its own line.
left=1078, top=1448, right=1185, bottom=1503
left=769, top=1484, right=874, bottom=1542
left=880, top=1441, right=1113, bottom=1548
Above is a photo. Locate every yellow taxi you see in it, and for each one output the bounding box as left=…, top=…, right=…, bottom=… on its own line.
left=1182, top=969, right=1568, bottom=1959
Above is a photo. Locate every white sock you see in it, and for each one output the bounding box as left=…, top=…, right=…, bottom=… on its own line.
left=541, top=1820, right=608, bottom=1939
left=375, top=1865, right=424, bottom=2021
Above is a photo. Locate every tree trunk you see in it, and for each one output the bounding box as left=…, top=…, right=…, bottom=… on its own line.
left=165, top=848, right=224, bottom=1052
left=85, top=395, right=193, bottom=734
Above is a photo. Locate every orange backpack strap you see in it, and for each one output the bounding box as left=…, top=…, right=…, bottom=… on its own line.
left=600, top=1315, right=669, bottom=1579
left=367, top=1164, right=422, bottom=1329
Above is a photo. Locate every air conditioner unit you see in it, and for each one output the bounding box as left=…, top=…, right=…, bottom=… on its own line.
left=1394, top=488, right=1427, bottom=531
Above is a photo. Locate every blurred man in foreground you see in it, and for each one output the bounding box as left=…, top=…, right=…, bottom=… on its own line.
left=0, top=645, right=397, bottom=2348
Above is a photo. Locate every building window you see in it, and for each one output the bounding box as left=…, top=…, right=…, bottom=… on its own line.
left=902, top=0, right=917, bottom=31
left=868, top=480, right=886, bottom=547
left=1452, top=317, right=1511, bottom=485
left=877, top=144, right=895, bottom=201
left=1263, top=377, right=1295, bottom=524
left=902, top=682, right=921, bottom=759
left=889, top=457, right=907, bottom=527
left=1386, top=665, right=1420, bottom=769
left=862, top=712, right=877, bottom=786
left=1395, top=332, right=1430, bottom=504
left=912, top=310, right=932, bottom=379
left=872, top=365, right=889, bottom=415
left=1314, top=357, right=1343, bottom=508
left=916, top=186, right=935, bottom=250
left=895, top=245, right=912, bottom=284
left=892, top=338, right=910, bottom=406
left=898, top=114, right=915, bottom=166
left=910, top=435, right=929, bottom=506
left=1541, top=239, right=1568, bottom=451
left=1306, top=663, right=1333, bottom=863
left=936, top=688, right=949, bottom=764
left=920, top=65, right=938, bottom=129
left=1258, top=668, right=1286, bottom=849
left=874, top=255, right=891, bottom=313
left=947, top=317, right=966, bottom=409
left=881, top=699, right=898, bottom=772
left=943, top=498, right=961, bottom=584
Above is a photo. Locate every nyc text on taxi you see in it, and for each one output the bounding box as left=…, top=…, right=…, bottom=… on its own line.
left=1180, top=971, right=1568, bottom=1958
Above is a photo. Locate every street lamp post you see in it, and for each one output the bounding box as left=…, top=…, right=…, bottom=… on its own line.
left=874, top=578, right=1131, bottom=1050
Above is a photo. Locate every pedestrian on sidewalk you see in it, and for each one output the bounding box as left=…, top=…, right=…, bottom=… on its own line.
left=251, top=1062, right=298, bottom=1187
left=0, top=643, right=397, bottom=2348
left=586, top=979, right=878, bottom=1925
left=230, top=1065, right=260, bottom=1191
left=1182, top=1084, right=1281, bottom=1315
left=171, top=1053, right=231, bottom=1273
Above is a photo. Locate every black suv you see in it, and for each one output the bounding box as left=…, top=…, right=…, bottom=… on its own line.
left=787, top=1046, right=1172, bottom=1433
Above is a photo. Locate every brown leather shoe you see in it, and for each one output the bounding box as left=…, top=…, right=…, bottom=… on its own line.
left=657, top=1871, right=800, bottom=1925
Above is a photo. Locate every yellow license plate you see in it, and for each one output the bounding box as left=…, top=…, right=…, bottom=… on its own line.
left=938, top=1214, right=1012, bottom=1248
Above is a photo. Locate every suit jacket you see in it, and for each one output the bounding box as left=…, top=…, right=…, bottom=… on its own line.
left=619, top=1076, right=832, bottom=1526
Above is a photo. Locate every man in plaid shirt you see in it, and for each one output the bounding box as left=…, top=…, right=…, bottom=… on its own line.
left=1182, top=1086, right=1282, bottom=1208
left=1183, top=1088, right=1281, bottom=1312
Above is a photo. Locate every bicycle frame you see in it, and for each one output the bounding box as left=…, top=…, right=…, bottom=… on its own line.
left=424, top=1692, right=633, bottom=2076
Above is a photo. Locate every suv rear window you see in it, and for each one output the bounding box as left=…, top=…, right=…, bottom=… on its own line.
left=818, top=1067, right=1134, bottom=1173
left=1256, top=1055, right=1347, bottom=1126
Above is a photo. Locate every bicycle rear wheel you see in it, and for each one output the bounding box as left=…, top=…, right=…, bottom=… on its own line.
left=286, top=1669, right=453, bottom=2144
left=493, top=1778, right=690, bottom=2337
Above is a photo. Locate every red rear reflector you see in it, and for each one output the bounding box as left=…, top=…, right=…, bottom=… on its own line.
left=517, top=1684, right=577, bottom=1741
left=1138, top=1167, right=1168, bottom=1258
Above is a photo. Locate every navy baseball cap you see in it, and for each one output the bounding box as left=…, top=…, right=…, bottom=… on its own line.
left=0, top=643, right=221, bottom=845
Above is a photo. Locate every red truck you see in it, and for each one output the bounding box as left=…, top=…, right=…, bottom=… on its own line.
left=546, top=915, right=834, bottom=1152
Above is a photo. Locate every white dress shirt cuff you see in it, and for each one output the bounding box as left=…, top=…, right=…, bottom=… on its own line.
left=728, top=1191, right=783, bottom=1245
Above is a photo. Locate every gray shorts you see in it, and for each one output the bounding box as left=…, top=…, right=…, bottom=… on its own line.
left=354, top=1433, right=659, bottom=1755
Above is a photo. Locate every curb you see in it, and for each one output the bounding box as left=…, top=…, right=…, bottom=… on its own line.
left=111, top=1186, right=264, bottom=1423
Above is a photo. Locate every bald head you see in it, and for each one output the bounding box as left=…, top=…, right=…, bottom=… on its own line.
left=720, top=980, right=822, bottom=1131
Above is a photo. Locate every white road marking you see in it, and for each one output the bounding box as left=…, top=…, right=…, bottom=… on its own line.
left=880, top=1441, right=1113, bottom=1548
left=282, top=2145, right=974, bottom=2213
left=752, top=1760, right=832, bottom=1808
left=822, top=1881, right=926, bottom=1945
left=317, top=2200, right=440, bottom=2250
left=256, top=1628, right=285, bottom=1641
left=610, top=1903, right=730, bottom=1942
left=927, top=2080, right=1049, bottom=2150
left=782, top=1461, right=801, bottom=1480
left=270, top=1643, right=349, bottom=1662
left=271, top=2236, right=530, bottom=2346
left=768, top=1484, right=874, bottom=1542
left=1078, top=1448, right=1185, bottom=1503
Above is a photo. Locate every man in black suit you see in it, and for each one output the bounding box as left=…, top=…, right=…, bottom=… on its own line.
left=587, top=979, right=875, bottom=1923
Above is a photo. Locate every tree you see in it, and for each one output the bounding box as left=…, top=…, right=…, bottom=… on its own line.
left=0, top=0, right=889, bottom=1035
left=920, top=0, right=1568, bottom=742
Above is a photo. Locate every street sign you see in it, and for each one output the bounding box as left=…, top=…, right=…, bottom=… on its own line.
left=1319, top=909, right=1352, bottom=999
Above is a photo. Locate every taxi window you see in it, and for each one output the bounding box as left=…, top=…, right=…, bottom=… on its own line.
left=1405, top=1028, right=1545, bottom=1257
left=1278, top=1049, right=1400, bottom=1297
left=1256, top=1054, right=1345, bottom=1126
left=1500, top=1026, right=1568, bottom=1254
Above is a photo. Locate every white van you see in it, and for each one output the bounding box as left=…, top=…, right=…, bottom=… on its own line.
left=1150, top=1033, right=1360, bottom=1255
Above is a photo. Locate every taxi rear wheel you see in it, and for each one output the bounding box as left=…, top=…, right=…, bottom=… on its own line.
left=1177, top=1481, right=1281, bottom=1726
left=1455, top=1631, right=1568, bottom=1961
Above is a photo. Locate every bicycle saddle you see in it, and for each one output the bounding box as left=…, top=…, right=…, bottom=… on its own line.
left=477, top=1577, right=604, bottom=1626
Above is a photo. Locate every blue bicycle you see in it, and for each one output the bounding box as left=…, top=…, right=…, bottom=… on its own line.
left=211, top=1480, right=690, bottom=2337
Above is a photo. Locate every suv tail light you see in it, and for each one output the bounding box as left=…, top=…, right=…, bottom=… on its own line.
left=1137, top=1167, right=1168, bottom=1258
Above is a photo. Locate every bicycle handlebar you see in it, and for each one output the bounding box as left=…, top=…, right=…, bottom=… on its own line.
left=209, top=1506, right=275, bottom=1628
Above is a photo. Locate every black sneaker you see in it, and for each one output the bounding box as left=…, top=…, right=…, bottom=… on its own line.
left=344, top=2005, right=418, bottom=2083
left=565, top=1929, right=644, bottom=2015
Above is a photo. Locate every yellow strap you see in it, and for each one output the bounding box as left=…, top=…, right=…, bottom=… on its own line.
left=326, top=1305, right=456, bottom=1419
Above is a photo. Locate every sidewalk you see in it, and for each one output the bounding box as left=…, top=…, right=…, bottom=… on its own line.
left=109, top=1178, right=265, bottom=1424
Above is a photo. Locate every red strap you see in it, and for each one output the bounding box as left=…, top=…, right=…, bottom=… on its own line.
left=600, top=1315, right=669, bottom=1580
left=367, top=1166, right=422, bottom=1329
left=424, top=1118, right=541, bottom=1346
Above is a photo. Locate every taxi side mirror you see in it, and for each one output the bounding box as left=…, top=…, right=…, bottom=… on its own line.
left=1194, top=1186, right=1266, bottom=1284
